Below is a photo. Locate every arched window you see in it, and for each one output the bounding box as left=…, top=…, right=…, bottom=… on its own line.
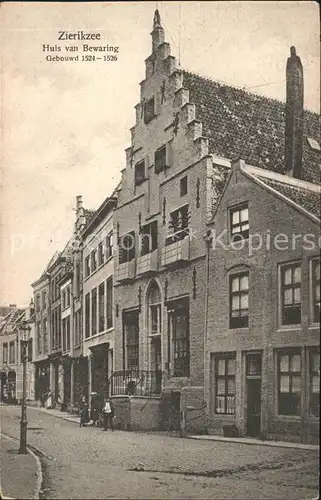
left=148, top=281, right=161, bottom=335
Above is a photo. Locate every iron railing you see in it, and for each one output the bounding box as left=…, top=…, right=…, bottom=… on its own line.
left=109, top=369, right=162, bottom=397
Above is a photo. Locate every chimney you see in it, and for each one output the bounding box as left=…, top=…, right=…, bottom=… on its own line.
left=151, top=9, right=165, bottom=53
left=285, top=46, right=304, bottom=179
left=29, top=298, right=35, bottom=316
left=76, top=195, right=83, bottom=213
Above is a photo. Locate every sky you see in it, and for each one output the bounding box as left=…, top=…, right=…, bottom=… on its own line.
left=1, top=1, right=320, bottom=307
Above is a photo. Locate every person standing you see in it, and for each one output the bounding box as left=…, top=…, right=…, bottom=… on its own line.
left=90, top=392, right=99, bottom=427
left=79, top=395, right=89, bottom=428
left=102, top=397, right=114, bottom=431
left=46, top=390, right=53, bottom=409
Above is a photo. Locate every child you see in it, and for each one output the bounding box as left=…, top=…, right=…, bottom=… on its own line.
left=102, top=397, right=114, bottom=431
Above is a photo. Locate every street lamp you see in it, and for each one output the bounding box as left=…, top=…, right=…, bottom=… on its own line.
left=19, top=322, right=31, bottom=454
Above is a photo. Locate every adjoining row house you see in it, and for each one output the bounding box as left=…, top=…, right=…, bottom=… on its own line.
left=205, top=159, right=320, bottom=444
left=31, top=198, right=95, bottom=408
left=81, top=194, right=116, bottom=407
left=0, top=303, right=36, bottom=404
left=28, top=11, right=319, bottom=443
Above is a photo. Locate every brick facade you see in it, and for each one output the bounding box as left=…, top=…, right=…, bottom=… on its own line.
left=204, top=160, right=320, bottom=443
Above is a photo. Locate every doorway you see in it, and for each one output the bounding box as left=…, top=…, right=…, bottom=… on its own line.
left=246, top=353, right=262, bottom=438
left=150, top=337, right=162, bottom=394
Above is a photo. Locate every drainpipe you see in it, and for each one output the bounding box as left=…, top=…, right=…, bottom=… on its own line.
left=203, top=229, right=213, bottom=430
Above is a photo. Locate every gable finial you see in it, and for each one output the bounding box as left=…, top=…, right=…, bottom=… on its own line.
left=153, top=9, right=162, bottom=29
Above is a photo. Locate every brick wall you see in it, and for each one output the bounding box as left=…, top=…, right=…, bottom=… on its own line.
left=205, top=162, right=320, bottom=442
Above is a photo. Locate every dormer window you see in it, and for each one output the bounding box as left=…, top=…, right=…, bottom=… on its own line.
left=155, top=144, right=168, bottom=173
left=144, top=97, right=155, bottom=124
left=135, top=160, right=146, bottom=186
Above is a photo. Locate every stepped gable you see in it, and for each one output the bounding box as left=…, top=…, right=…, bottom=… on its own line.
left=0, top=307, right=25, bottom=335
left=182, top=70, right=320, bottom=185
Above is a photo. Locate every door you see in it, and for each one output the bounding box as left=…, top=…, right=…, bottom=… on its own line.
left=247, top=378, right=261, bottom=437
left=151, top=337, right=162, bottom=394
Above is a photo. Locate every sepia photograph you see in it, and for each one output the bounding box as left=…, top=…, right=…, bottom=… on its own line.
left=0, top=1, right=320, bottom=499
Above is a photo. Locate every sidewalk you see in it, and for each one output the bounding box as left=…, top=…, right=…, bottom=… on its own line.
left=188, top=434, right=319, bottom=451
left=0, top=433, right=41, bottom=500
left=28, top=404, right=319, bottom=451
left=27, top=405, right=80, bottom=425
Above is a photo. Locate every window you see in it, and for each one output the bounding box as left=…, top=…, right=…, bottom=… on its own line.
left=169, top=297, right=190, bottom=377
left=166, top=205, right=190, bottom=245
left=36, top=294, right=40, bottom=312
left=106, top=231, right=113, bottom=260
left=85, top=256, right=91, bottom=278
left=135, top=160, right=146, bottom=186
left=155, top=144, right=168, bottom=173
left=3, top=343, right=8, bottom=364
left=91, top=250, right=97, bottom=274
left=312, top=259, right=320, bottom=323
left=43, top=318, right=48, bottom=353
left=106, top=277, right=113, bottom=329
left=66, top=317, right=70, bottom=351
left=123, top=310, right=139, bottom=370
left=230, top=203, right=249, bottom=241
left=119, top=231, right=135, bottom=264
left=148, top=282, right=161, bottom=335
left=21, top=339, right=32, bottom=363
left=144, top=97, right=155, bottom=124
left=57, top=308, right=61, bottom=347
left=36, top=322, right=42, bottom=353
left=66, top=286, right=70, bottom=307
left=98, top=241, right=105, bottom=267
left=9, top=341, right=15, bottom=364
left=27, top=339, right=33, bottom=362
left=281, top=263, right=301, bottom=325
left=141, top=221, right=158, bottom=256
left=42, top=290, right=47, bottom=310
left=62, top=290, right=66, bottom=310
left=51, top=312, right=55, bottom=348
left=62, top=317, right=70, bottom=351
left=278, top=350, right=301, bottom=416
left=51, top=280, right=55, bottom=300
left=230, top=272, right=249, bottom=328
left=310, top=351, right=320, bottom=417
left=180, top=176, right=188, bottom=197
left=62, top=318, right=67, bottom=351
left=75, top=309, right=82, bottom=346
left=85, top=293, right=90, bottom=339
left=55, top=276, right=60, bottom=299
left=246, top=353, right=262, bottom=376
left=75, top=262, right=81, bottom=297
left=215, top=355, right=236, bottom=414
left=99, top=282, right=105, bottom=332
left=91, top=288, right=97, bottom=336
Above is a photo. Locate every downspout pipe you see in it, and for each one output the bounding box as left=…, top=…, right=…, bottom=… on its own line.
left=203, top=229, right=213, bottom=431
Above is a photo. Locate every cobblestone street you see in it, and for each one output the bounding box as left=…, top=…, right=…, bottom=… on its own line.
left=0, top=405, right=319, bottom=499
